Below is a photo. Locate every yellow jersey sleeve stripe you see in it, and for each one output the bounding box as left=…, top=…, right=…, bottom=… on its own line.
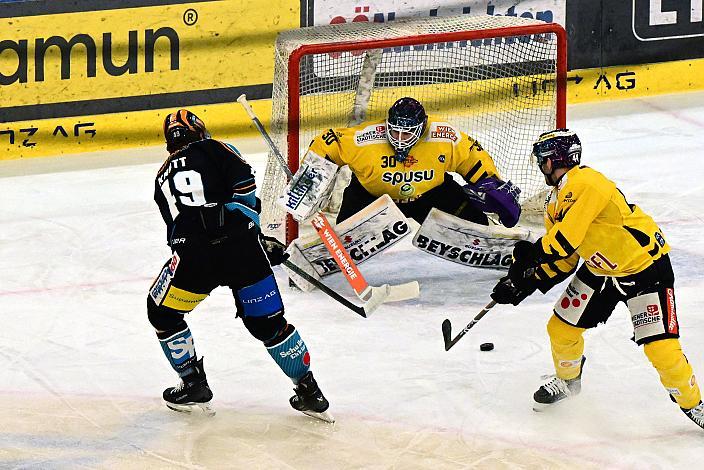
left=464, top=161, right=482, bottom=181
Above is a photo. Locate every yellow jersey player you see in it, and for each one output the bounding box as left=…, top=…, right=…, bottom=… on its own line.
left=490, top=129, right=703, bottom=430
left=305, top=97, right=521, bottom=228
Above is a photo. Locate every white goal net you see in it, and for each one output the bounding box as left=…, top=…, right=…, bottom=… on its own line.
left=262, top=14, right=567, bottom=244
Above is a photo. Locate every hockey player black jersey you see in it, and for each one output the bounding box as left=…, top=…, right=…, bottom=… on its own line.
left=154, top=139, right=259, bottom=244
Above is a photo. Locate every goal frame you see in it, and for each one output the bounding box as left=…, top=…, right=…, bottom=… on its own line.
left=282, top=22, right=567, bottom=244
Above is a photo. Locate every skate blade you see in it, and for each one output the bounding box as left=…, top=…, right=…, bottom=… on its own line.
left=300, top=409, right=335, bottom=423
left=532, top=401, right=551, bottom=412
left=532, top=395, right=573, bottom=412
left=165, top=400, right=216, bottom=417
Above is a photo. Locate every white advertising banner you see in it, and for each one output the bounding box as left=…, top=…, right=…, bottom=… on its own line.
left=307, top=1, right=566, bottom=77
left=311, top=1, right=565, bottom=27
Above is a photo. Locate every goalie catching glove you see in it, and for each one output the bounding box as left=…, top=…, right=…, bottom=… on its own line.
left=463, top=177, right=521, bottom=228
left=279, top=150, right=339, bottom=222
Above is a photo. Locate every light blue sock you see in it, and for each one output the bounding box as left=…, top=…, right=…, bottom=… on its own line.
left=266, top=327, right=310, bottom=383
left=159, top=327, right=197, bottom=377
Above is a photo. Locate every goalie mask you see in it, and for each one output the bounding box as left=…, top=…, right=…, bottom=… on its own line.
left=532, top=128, right=582, bottom=171
left=164, top=109, right=210, bottom=154
left=386, top=97, right=428, bottom=162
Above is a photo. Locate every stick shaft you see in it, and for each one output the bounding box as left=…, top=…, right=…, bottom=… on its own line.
left=237, top=94, right=372, bottom=299
left=444, top=300, right=497, bottom=350
left=283, top=260, right=366, bottom=317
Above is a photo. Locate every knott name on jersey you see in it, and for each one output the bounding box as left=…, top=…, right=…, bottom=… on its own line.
left=415, top=234, right=512, bottom=268
left=157, top=156, right=187, bottom=186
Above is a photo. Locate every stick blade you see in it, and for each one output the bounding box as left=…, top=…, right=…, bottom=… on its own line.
left=441, top=319, right=453, bottom=351
left=386, top=281, right=420, bottom=302
left=360, top=284, right=391, bottom=316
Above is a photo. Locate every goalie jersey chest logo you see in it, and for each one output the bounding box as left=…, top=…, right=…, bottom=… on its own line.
left=354, top=124, right=387, bottom=146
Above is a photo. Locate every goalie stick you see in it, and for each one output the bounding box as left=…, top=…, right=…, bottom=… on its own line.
left=442, top=300, right=497, bottom=351
left=283, top=259, right=367, bottom=318
left=237, top=94, right=420, bottom=312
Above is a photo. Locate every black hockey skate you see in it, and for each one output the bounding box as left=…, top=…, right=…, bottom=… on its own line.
left=682, top=401, right=704, bottom=430
left=290, top=371, right=334, bottom=423
left=163, top=358, right=215, bottom=416
left=533, top=356, right=586, bottom=412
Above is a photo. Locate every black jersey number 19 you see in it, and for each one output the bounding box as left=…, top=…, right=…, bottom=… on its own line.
left=160, top=170, right=207, bottom=219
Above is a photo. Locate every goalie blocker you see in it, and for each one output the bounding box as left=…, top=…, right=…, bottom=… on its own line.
left=280, top=150, right=339, bottom=222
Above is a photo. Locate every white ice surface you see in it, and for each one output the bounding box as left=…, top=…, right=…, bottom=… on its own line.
left=2, top=93, right=704, bottom=469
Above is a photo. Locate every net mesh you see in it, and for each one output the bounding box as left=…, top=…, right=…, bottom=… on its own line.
left=263, top=15, right=564, bottom=243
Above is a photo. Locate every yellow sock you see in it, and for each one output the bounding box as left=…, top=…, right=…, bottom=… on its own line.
left=644, top=339, right=701, bottom=410
left=547, top=314, right=586, bottom=380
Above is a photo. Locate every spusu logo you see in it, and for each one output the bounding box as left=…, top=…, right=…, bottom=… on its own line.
left=633, top=0, right=704, bottom=41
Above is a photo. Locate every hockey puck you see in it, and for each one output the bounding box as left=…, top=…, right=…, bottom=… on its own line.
left=480, top=342, right=494, bottom=351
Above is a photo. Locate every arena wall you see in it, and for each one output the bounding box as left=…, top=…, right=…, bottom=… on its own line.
left=2, top=0, right=703, bottom=159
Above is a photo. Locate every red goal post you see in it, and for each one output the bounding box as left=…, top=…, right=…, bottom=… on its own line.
left=262, top=15, right=567, bottom=245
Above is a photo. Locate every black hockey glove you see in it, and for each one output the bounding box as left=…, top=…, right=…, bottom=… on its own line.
left=491, top=275, right=536, bottom=306
left=260, top=234, right=289, bottom=266
left=507, top=240, right=542, bottom=289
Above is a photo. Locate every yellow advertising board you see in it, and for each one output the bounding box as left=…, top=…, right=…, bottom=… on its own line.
left=567, top=58, right=704, bottom=104
left=0, top=0, right=297, bottom=159
left=3, top=1, right=704, bottom=161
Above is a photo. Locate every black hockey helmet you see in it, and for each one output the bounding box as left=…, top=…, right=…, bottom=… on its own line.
left=163, top=109, right=210, bottom=153
left=532, top=128, right=582, bottom=170
left=386, top=97, right=428, bottom=161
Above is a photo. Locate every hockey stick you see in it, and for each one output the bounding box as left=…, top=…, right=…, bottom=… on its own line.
left=442, top=300, right=497, bottom=351
left=237, top=94, right=420, bottom=312
left=283, top=259, right=366, bottom=318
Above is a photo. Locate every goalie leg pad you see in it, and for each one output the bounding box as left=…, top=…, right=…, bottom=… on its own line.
left=412, top=208, right=535, bottom=270
left=292, top=195, right=412, bottom=277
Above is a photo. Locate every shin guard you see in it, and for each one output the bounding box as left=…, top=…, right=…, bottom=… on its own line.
left=158, top=327, right=197, bottom=377
left=266, top=326, right=310, bottom=383
left=644, top=339, right=701, bottom=409
left=547, top=314, right=586, bottom=380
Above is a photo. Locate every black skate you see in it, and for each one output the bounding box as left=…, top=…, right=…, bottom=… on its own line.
left=163, top=358, right=215, bottom=416
left=290, top=371, right=334, bottom=423
left=682, top=401, right=704, bottom=430
left=533, top=356, right=586, bottom=412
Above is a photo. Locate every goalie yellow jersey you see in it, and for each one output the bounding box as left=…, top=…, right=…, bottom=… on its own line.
left=535, top=165, right=670, bottom=282
left=306, top=117, right=500, bottom=201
